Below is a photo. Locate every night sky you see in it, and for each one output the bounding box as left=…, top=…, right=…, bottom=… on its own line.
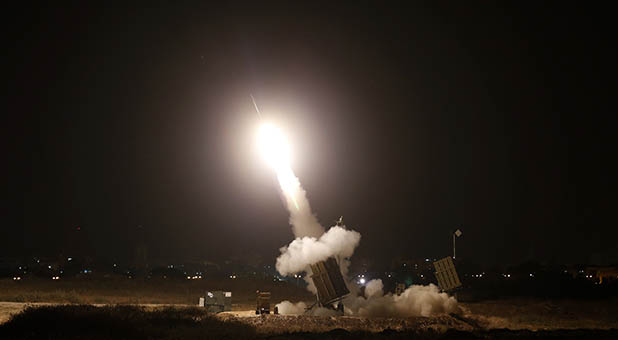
left=5, top=2, right=617, bottom=266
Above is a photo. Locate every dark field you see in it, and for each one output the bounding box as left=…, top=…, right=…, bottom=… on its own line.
left=1, top=305, right=618, bottom=340
left=0, top=277, right=313, bottom=306
left=1, top=278, right=618, bottom=339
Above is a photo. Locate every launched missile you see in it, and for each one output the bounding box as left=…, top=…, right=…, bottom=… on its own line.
left=250, top=94, right=262, bottom=120
left=253, top=95, right=300, bottom=211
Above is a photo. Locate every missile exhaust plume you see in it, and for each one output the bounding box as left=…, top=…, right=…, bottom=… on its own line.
left=253, top=96, right=321, bottom=235
left=252, top=97, right=458, bottom=317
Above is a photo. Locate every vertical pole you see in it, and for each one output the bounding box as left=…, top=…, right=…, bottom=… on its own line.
left=453, top=233, right=456, bottom=259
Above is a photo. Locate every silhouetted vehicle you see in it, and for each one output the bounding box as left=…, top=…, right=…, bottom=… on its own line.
left=256, top=291, right=271, bottom=314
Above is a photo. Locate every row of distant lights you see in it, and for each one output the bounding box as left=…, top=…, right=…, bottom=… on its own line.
left=229, top=275, right=237, bottom=279
left=187, top=275, right=202, bottom=280
left=14, top=276, right=61, bottom=280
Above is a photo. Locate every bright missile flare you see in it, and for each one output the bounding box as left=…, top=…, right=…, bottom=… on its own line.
left=258, top=123, right=299, bottom=210
left=258, top=123, right=291, bottom=170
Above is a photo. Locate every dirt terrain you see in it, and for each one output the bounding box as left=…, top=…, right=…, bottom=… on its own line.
left=2, top=298, right=617, bottom=333
left=2, top=278, right=618, bottom=335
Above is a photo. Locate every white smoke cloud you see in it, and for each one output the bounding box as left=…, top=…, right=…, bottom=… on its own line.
left=283, top=184, right=324, bottom=238
left=274, top=165, right=324, bottom=238
left=364, top=278, right=384, bottom=298
left=275, top=300, right=339, bottom=316
left=275, top=225, right=458, bottom=317
left=277, top=280, right=457, bottom=317
left=275, top=226, right=361, bottom=276
left=269, top=128, right=457, bottom=318
left=344, top=280, right=458, bottom=317
left=275, top=300, right=307, bottom=315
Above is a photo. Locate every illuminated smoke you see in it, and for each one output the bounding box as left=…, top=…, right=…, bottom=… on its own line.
left=258, top=123, right=323, bottom=238
left=276, top=226, right=360, bottom=276
left=277, top=280, right=457, bottom=317
left=281, top=175, right=323, bottom=238
left=343, top=280, right=458, bottom=317
left=263, top=124, right=457, bottom=317
left=275, top=222, right=458, bottom=317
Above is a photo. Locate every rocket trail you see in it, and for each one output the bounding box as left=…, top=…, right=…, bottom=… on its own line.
left=250, top=94, right=263, bottom=120
left=253, top=95, right=300, bottom=211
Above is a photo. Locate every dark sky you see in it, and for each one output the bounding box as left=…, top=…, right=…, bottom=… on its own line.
left=5, top=2, right=617, bottom=266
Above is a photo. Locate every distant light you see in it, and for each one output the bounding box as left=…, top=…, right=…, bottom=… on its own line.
left=113, top=264, right=117, bottom=267
left=67, top=257, right=72, bottom=261
left=48, top=265, right=52, bottom=269
left=425, top=258, right=429, bottom=262
left=388, top=274, right=392, bottom=278
left=359, top=278, right=366, bottom=284
left=13, top=277, right=21, bottom=281
left=529, top=273, right=534, bottom=277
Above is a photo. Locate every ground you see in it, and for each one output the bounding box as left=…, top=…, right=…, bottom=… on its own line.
left=1, top=278, right=617, bottom=338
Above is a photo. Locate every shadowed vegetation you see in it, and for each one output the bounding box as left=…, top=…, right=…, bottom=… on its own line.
left=2, top=305, right=618, bottom=340
left=0, top=305, right=255, bottom=340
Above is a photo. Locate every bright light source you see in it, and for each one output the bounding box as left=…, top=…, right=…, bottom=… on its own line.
left=258, top=123, right=291, bottom=170
left=359, top=278, right=366, bottom=284
left=257, top=123, right=300, bottom=210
